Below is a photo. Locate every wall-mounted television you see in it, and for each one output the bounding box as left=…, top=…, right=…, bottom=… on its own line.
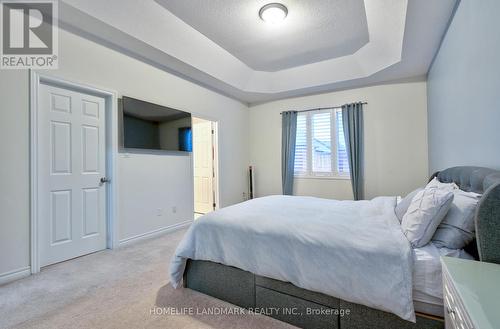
left=120, top=96, right=192, bottom=152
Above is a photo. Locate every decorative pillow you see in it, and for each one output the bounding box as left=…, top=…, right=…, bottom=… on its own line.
left=432, top=189, right=481, bottom=249
left=395, top=188, right=424, bottom=222
left=401, top=187, right=454, bottom=248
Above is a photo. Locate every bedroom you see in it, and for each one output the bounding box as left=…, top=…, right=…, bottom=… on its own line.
left=0, top=0, right=499, bottom=328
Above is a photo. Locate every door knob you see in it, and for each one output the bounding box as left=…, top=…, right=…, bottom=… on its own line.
left=100, top=177, right=110, bottom=185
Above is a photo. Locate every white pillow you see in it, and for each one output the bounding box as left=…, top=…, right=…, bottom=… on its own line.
left=395, top=188, right=423, bottom=222
left=432, top=189, right=481, bottom=249
left=401, top=186, right=454, bottom=248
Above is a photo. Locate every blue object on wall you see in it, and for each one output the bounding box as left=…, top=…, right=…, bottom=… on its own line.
left=179, top=127, right=192, bottom=152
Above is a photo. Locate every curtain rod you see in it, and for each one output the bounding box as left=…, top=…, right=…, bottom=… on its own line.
left=280, top=102, right=367, bottom=115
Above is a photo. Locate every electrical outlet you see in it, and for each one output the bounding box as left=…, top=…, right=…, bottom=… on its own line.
left=156, top=208, right=163, bottom=216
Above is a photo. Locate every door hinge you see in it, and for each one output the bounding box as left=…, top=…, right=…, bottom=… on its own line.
left=213, top=203, right=216, bottom=210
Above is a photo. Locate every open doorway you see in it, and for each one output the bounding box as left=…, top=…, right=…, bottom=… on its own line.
left=192, top=117, right=219, bottom=219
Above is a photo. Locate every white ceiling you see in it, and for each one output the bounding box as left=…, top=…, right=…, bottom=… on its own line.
left=58, top=0, right=458, bottom=104
left=156, top=0, right=369, bottom=72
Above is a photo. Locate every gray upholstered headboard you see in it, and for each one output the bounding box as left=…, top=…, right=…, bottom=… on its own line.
left=430, top=166, right=500, bottom=264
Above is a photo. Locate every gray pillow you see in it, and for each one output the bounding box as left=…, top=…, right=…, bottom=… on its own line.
left=432, top=189, right=481, bottom=249
left=395, top=188, right=423, bottom=222
left=401, top=187, right=454, bottom=248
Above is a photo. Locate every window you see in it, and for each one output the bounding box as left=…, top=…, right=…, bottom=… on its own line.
left=294, top=108, right=350, bottom=178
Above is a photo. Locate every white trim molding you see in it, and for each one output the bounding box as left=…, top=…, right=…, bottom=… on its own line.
left=0, top=267, right=31, bottom=286
left=118, top=220, right=192, bottom=247
left=29, top=71, right=119, bottom=274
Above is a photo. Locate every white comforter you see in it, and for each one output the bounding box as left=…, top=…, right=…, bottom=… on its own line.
left=170, top=195, right=415, bottom=321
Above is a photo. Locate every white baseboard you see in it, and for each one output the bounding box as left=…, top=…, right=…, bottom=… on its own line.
left=0, top=266, right=31, bottom=286
left=118, top=220, right=192, bottom=246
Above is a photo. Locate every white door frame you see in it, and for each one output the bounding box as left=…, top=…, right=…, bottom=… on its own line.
left=191, top=114, right=220, bottom=211
left=30, top=71, right=119, bottom=274
left=211, top=121, right=220, bottom=210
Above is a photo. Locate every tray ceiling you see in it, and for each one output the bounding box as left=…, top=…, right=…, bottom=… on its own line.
left=156, top=0, right=369, bottom=72
left=58, top=0, right=458, bottom=104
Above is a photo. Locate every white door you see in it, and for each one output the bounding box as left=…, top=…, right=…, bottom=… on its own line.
left=38, top=83, right=107, bottom=267
left=193, top=119, right=214, bottom=214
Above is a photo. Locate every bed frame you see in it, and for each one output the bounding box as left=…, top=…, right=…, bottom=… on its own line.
left=183, top=167, right=500, bottom=329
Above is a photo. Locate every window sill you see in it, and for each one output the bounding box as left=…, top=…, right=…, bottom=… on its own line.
left=294, top=175, right=351, bottom=181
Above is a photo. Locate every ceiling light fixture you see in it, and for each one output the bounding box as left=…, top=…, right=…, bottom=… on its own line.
left=259, top=3, right=288, bottom=24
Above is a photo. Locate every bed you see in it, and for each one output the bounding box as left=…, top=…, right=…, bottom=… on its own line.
left=170, top=166, right=500, bottom=329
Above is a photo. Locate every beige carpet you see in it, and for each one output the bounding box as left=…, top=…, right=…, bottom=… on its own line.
left=0, top=228, right=295, bottom=329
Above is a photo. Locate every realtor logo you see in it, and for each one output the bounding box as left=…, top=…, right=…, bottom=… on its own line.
left=1, top=0, right=58, bottom=69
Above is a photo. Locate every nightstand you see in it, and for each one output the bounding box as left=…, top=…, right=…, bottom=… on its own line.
left=441, top=257, right=500, bottom=329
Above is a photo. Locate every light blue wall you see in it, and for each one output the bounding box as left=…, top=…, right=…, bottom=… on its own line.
left=427, top=0, right=500, bottom=173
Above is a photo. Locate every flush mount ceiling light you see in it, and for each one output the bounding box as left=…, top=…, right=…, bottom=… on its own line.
left=259, top=3, right=288, bottom=24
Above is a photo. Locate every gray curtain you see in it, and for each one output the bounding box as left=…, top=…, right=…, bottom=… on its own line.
left=281, top=111, right=298, bottom=195
left=342, top=103, right=364, bottom=200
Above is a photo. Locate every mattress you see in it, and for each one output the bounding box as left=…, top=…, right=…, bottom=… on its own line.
left=412, top=243, right=473, bottom=316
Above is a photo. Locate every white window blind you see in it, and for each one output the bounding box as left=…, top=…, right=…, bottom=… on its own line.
left=294, top=114, right=308, bottom=174
left=336, top=110, right=350, bottom=174
left=294, top=108, right=350, bottom=178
